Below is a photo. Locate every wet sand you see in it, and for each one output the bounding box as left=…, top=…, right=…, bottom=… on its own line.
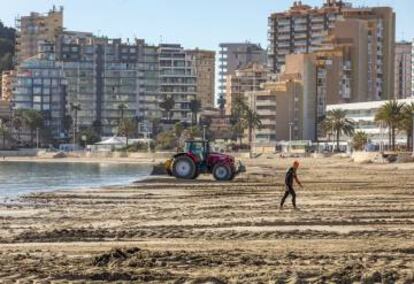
left=0, top=157, right=413, bottom=283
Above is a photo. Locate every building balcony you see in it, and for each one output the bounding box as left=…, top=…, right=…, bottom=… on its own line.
left=277, top=19, right=291, bottom=26
left=278, top=42, right=291, bottom=48
left=311, top=16, right=324, bottom=23
left=256, top=100, right=273, bottom=107
left=311, top=24, right=325, bottom=31
left=294, top=18, right=308, bottom=25
left=278, top=27, right=291, bottom=33
left=258, top=110, right=277, bottom=116
left=294, top=25, right=308, bottom=32
left=278, top=34, right=290, bottom=41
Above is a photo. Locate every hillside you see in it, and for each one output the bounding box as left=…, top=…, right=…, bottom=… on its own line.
left=0, top=21, right=15, bottom=93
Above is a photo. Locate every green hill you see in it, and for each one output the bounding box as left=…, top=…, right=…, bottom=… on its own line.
left=0, top=21, right=15, bottom=92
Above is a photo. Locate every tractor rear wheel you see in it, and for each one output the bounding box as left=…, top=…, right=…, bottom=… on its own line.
left=172, top=156, right=197, bottom=179
left=213, top=164, right=232, bottom=181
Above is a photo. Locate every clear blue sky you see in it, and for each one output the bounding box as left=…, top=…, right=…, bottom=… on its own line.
left=0, top=0, right=412, bottom=51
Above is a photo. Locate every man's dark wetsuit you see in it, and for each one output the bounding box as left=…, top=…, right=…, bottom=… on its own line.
left=280, top=167, right=297, bottom=208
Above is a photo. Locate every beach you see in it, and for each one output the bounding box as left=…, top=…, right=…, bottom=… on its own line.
left=0, top=156, right=413, bottom=283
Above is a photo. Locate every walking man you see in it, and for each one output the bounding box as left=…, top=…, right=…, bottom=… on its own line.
left=280, top=161, right=303, bottom=210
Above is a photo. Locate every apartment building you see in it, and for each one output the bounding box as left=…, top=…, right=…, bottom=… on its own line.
left=13, top=35, right=163, bottom=137
left=15, top=6, right=63, bottom=64
left=13, top=47, right=67, bottom=136
left=310, top=19, right=370, bottom=133
left=158, top=44, right=197, bottom=124
left=218, top=43, right=267, bottom=111
left=186, top=49, right=215, bottom=109
left=245, top=88, right=277, bottom=145
left=268, top=0, right=395, bottom=101
left=225, top=62, right=270, bottom=115
left=394, top=41, right=412, bottom=99
left=246, top=54, right=317, bottom=143
left=1, top=70, right=16, bottom=101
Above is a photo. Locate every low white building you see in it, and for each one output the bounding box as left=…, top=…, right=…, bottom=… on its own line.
left=326, top=98, right=414, bottom=146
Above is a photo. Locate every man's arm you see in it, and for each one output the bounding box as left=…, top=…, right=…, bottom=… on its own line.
left=294, top=174, right=303, bottom=187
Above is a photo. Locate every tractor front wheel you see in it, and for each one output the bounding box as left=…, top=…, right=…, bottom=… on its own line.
left=213, top=164, right=232, bottom=181
left=172, top=156, right=197, bottom=180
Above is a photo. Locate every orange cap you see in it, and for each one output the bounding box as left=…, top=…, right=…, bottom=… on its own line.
left=293, top=161, right=300, bottom=167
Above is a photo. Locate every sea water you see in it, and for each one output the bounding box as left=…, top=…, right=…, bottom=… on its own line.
left=0, top=161, right=151, bottom=199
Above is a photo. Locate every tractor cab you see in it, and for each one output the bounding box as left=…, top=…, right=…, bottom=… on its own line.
left=183, top=140, right=210, bottom=162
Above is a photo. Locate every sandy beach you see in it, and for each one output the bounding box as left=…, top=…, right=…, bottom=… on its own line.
left=0, top=156, right=413, bottom=283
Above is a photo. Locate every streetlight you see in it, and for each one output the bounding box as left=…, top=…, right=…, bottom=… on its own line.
left=289, top=122, right=294, bottom=153
left=412, top=113, right=414, bottom=157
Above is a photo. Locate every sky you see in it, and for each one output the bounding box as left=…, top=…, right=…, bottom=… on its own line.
left=0, top=0, right=413, bottom=51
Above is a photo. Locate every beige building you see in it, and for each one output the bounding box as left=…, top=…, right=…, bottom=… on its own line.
left=225, top=62, right=270, bottom=114
left=1, top=70, right=16, bottom=101
left=394, top=42, right=412, bottom=99
left=247, top=54, right=317, bottom=143
left=15, top=6, right=63, bottom=64
left=312, top=19, right=370, bottom=133
left=268, top=0, right=395, bottom=101
left=187, top=49, right=216, bottom=108
left=245, top=88, right=277, bottom=146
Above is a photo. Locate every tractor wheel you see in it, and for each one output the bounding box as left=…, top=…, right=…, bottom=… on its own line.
left=213, top=164, right=232, bottom=181
left=172, top=156, right=197, bottom=180
left=229, top=170, right=236, bottom=181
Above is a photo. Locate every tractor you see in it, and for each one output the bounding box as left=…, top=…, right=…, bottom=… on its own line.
left=165, top=140, right=246, bottom=181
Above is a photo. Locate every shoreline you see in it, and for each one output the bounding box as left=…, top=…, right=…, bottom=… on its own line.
left=0, top=156, right=161, bottom=165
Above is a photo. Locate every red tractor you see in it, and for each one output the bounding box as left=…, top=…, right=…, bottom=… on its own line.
left=165, top=140, right=246, bottom=181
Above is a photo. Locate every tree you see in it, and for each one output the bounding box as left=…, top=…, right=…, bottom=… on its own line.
left=375, top=100, right=405, bottom=151
left=62, top=115, right=73, bottom=135
left=0, top=21, right=15, bottom=92
left=92, top=120, right=102, bottom=136
left=150, top=118, right=162, bottom=137
left=118, top=118, right=137, bottom=146
left=323, top=109, right=355, bottom=152
left=79, top=127, right=100, bottom=146
left=117, top=103, right=128, bottom=122
left=12, top=113, right=23, bottom=142
left=159, top=96, right=175, bottom=123
left=400, top=102, right=414, bottom=151
left=321, top=118, right=334, bottom=144
left=189, top=99, right=201, bottom=125
left=155, top=131, right=177, bottom=151
left=230, top=95, right=248, bottom=145
left=174, top=122, right=184, bottom=137
left=70, top=103, right=81, bottom=144
left=242, top=107, right=262, bottom=158
left=352, top=131, right=369, bottom=151
left=0, top=122, right=10, bottom=149
left=20, top=109, right=44, bottom=146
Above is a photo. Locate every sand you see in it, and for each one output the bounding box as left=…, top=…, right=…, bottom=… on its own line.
left=0, top=157, right=413, bottom=283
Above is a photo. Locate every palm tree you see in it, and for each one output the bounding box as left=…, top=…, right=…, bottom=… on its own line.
left=21, top=109, right=44, bottom=146
left=189, top=99, right=201, bottom=125
left=0, top=122, right=10, bottom=149
left=352, top=131, right=369, bottom=151
left=375, top=100, right=405, bottom=151
left=242, top=107, right=262, bottom=158
left=230, top=96, right=248, bottom=145
left=324, top=109, right=355, bottom=152
left=70, top=103, right=81, bottom=145
left=117, top=103, right=128, bottom=122
left=12, top=113, right=23, bottom=143
left=400, top=102, right=414, bottom=151
left=159, top=96, right=175, bottom=123
left=118, top=118, right=137, bottom=146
